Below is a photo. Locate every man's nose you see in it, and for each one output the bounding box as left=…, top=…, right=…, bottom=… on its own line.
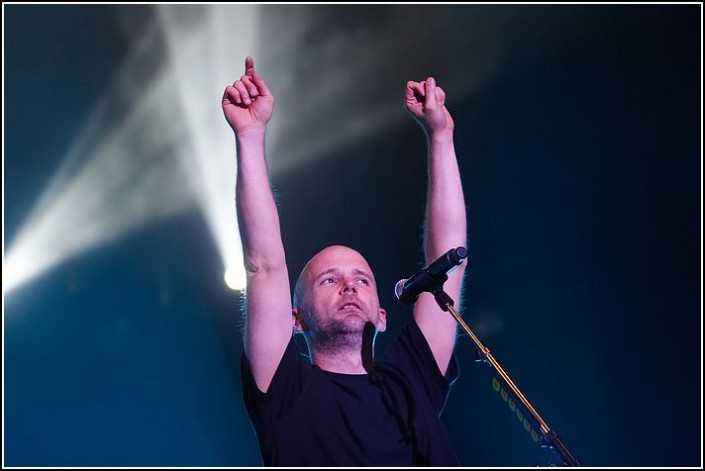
left=341, top=280, right=357, bottom=293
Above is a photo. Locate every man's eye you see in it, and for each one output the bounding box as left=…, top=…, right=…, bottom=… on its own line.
left=321, top=277, right=335, bottom=285
left=357, top=278, right=369, bottom=285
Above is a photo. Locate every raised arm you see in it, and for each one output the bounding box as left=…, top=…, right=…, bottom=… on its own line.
left=404, top=77, right=467, bottom=376
left=222, top=56, right=292, bottom=392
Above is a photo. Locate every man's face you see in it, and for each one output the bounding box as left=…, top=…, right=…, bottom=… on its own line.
left=295, top=246, right=386, bottom=338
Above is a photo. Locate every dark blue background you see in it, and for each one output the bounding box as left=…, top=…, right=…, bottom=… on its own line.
left=4, top=4, right=701, bottom=467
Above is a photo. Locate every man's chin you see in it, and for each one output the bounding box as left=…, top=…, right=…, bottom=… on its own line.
left=331, top=314, right=370, bottom=333
left=343, top=315, right=369, bottom=328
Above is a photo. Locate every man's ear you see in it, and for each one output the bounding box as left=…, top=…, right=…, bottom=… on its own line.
left=292, top=309, right=307, bottom=332
left=377, top=308, right=387, bottom=332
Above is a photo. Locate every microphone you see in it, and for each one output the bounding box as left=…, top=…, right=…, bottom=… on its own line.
left=394, top=246, right=467, bottom=305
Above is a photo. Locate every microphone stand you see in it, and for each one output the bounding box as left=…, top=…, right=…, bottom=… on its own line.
left=431, top=288, right=581, bottom=467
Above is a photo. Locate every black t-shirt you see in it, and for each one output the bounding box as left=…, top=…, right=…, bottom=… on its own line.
left=241, top=318, right=460, bottom=467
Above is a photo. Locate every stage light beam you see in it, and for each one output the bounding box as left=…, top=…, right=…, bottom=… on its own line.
left=156, top=4, right=260, bottom=291
left=5, top=5, right=489, bottom=296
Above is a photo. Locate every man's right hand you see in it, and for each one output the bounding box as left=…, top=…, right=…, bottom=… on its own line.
left=404, top=77, right=454, bottom=138
left=222, top=56, right=274, bottom=136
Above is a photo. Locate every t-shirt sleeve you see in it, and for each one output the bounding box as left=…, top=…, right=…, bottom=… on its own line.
left=381, top=318, right=460, bottom=413
left=241, top=335, right=310, bottom=429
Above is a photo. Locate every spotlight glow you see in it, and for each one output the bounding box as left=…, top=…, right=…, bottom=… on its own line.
left=4, top=56, right=196, bottom=294
left=224, top=266, right=247, bottom=291
left=156, top=5, right=260, bottom=292
left=4, top=5, right=260, bottom=295
left=5, top=5, right=487, bottom=296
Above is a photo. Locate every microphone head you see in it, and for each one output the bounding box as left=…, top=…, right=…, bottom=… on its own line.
left=394, top=278, right=407, bottom=301
left=394, top=278, right=418, bottom=305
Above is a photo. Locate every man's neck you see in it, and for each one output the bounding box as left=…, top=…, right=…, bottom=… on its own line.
left=310, top=322, right=377, bottom=374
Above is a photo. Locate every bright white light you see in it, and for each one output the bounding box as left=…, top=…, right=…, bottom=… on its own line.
left=224, top=266, right=247, bottom=291
left=4, top=5, right=260, bottom=295
left=156, top=5, right=259, bottom=292
left=4, top=38, right=197, bottom=294
left=5, top=5, right=489, bottom=296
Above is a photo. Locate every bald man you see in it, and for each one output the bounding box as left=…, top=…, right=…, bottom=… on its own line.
left=222, top=56, right=467, bottom=466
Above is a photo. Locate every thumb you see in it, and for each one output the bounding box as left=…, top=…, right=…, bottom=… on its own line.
left=424, top=77, right=438, bottom=110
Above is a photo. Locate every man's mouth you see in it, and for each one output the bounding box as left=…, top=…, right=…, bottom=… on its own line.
left=338, top=302, right=362, bottom=311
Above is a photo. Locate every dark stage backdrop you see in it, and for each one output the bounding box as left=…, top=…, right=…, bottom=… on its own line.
left=4, top=4, right=701, bottom=467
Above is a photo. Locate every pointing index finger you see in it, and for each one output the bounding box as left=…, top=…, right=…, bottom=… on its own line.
left=245, top=55, right=255, bottom=77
